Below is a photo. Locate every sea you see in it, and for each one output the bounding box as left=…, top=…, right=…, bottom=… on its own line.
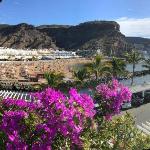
left=121, top=62, right=150, bottom=86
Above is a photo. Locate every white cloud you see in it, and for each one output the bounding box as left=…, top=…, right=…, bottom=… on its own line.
left=116, top=17, right=150, bottom=38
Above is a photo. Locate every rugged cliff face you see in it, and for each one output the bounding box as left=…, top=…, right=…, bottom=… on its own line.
left=0, top=23, right=57, bottom=49
left=0, top=21, right=133, bottom=56
left=38, top=21, right=132, bottom=56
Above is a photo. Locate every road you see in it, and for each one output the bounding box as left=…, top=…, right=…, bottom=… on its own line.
left=124, top=103, right=150, bottom=124
left=122, top=103, right=150, bottom=135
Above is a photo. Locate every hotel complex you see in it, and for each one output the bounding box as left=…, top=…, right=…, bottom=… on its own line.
left=0, top=47, right=79, bottom=61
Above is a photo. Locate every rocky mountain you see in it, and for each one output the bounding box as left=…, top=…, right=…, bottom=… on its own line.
left=0, top=23, right=57, bottom=49
left=0, top=21, right=133, bottom=56
left=37, top=21, right=132, bottom=56
left=126, top=37, right=150, bottom=54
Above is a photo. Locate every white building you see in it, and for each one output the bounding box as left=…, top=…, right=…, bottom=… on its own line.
left=0, top=47, right=79, bottom=60
left=42, top=50, right=79, bottom=59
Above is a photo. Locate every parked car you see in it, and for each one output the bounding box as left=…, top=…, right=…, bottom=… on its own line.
left=131, top=93, right=144, bottom=107
left=121, top=101, right=132, bottom=110
left=121, top=92, right=143, bottom=109
left=144, top=90, right=150, bottom=104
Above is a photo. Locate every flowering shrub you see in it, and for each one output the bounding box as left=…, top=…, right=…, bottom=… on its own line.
left=81, top=113, right=150, bottom=149
left=1, top=80, right=149, bottom=150
left=0, top=88, right=95, bottom=149
left=95, top=79, right=132, bottom=120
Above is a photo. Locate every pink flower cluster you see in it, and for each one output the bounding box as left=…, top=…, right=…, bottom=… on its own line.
left=0, top=88, right=95, bottom=149
left=1, top=110, right=28, bottom=149
left=96, top=79, right=132, bottom=120
left=32, top=88, right=95, bottom=147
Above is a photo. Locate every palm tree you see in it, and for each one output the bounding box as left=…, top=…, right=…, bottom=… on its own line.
left=32, top=56, right=38, bottom=61
left=86, top=55, right=111, bottom=81
left=44, top=71, right=64, bottom=88
left=73, top=68, right=89, bottom=82
left=109, top=57, right=127, bottom=78
left=125, top=50, right=143, bottom=86
left=143, top=59, right=150, bottom=71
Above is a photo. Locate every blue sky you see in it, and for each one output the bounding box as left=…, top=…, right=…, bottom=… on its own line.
left=0, top=0, right=150, bottom=37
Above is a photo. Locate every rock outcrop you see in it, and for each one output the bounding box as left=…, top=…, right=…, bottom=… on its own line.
left=0, top=23, right=57, bottom=49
